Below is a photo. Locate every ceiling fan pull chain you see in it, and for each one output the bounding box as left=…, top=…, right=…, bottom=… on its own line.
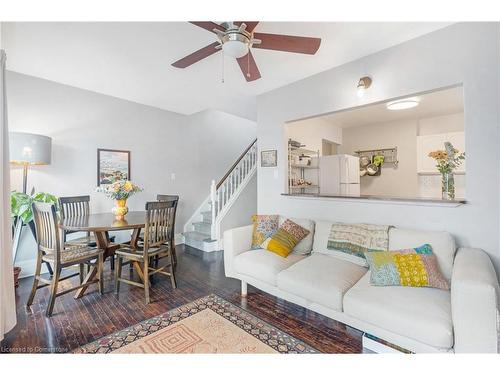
left=247, top=52, right=251, bottom=78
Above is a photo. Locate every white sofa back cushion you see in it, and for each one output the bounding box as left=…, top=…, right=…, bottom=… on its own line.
left=313, top=221, right=457, bottom=275
left=389, top=228, right=456, bottom=280
left=280, top=216, right=315, bottom=255
left=312, top=220, right=368, bottom=267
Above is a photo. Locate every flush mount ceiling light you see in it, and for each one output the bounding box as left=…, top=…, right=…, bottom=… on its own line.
left=386, top=97, right=421, bottom=110
left=356, top=76, right=372, bottom=98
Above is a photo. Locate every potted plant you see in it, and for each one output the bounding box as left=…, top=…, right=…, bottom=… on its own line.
left=428, top=142, right=465, bottom=200
left=11, top=189, right=58, bottom=286
left=96, top=180, right=142, bottom=220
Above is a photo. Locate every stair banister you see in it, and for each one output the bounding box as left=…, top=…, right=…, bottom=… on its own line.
left=185, top=139, right=257, bottom=250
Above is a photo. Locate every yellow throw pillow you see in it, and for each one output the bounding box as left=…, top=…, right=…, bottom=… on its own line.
left=262, top=219, right=310, bottom=257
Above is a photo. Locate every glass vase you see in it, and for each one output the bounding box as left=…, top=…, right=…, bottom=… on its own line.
left=441, top=172, right=455, bottom=200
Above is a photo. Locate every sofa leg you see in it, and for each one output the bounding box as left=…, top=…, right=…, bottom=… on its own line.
left=241, top=281, right=247, bottom=297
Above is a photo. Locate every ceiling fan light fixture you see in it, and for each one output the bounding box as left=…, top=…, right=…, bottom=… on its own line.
left=222, top=40, right=249, bottom=58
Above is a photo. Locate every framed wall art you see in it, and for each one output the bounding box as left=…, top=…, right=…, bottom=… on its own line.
left=261, top=150, right=277, bottom=167
left=97, top=148, right=131, bottom=185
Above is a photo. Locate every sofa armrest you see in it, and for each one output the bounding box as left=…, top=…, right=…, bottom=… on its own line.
left=451, top=247, right=499, bottom=353
left=223, top=225, right=253, bottom=278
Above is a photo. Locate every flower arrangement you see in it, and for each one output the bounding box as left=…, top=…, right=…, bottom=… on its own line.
left=96, top=180, right=143, bottom=200
left=428, top=142, right=465, bottom=175
left=96, top=180, right=142, bottom=220
left=428, top=142, right=465, bottom=200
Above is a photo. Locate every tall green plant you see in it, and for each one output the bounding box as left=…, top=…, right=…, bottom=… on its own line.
left=11, top=189, right=58, bottom=224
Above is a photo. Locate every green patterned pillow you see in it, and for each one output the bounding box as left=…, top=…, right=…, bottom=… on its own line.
left=365, top=244, right=449, bottom=290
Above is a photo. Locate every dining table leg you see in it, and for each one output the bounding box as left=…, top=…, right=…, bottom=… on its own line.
left=74, top=230, right=117, bottom=298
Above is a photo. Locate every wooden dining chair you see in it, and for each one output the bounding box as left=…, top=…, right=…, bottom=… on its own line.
left=156, top=195, right=179, bottom=266
left=115, top=200, right=178, bottom=304
left=27, top=202, right=104, bottom=317
left=59, top=195, right=115, bottom=270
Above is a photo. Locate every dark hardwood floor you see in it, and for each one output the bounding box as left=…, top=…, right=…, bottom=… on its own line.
left=1, top=245, right=363, bottom=353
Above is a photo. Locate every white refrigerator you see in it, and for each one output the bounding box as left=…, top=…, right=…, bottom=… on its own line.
left=319, top=154, right=360, bottom=196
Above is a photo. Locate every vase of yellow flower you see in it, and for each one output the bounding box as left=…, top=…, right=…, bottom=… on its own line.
left=96, top=180, right=143, bottom=219
left=112, top=199, right=129, bottom=220
left=428, top=142, right=465, bottom=200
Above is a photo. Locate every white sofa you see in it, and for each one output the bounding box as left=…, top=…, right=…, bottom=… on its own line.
left=223, top=219, right=500, bottom=353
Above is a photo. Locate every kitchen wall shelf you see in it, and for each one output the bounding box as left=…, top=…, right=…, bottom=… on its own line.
left=288, top=139, right=320, bottom=194
left=355, top=147, right=399, bottom=166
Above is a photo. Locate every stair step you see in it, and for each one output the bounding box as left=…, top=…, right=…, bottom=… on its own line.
left=193, top=221, right=211, bottom=235
left=183, top=231, right=210, bottom=241
left=201, top=211, right=212, bottom=224
left=183, top=231, right=213, bottom=251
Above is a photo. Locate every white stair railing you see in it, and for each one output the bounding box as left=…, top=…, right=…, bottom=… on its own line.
left=210, top=139, right=257, bottom=241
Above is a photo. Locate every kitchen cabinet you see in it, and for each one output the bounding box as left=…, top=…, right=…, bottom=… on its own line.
left=417, top=131, right=465, bottom=174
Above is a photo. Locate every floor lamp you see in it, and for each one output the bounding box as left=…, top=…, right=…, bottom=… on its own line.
left=10, top=132, right=52, bottom=262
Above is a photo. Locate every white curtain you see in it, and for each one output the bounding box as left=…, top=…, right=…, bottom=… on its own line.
left=0, top=49, right=16, bottom=341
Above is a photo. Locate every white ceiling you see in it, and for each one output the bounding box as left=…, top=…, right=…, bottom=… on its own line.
left=318, top=86, right=464, bottom=128
left=2, top=22, right=451, bottom=120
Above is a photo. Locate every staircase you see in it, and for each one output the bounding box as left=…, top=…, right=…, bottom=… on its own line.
left=183, top=139, right=258, bottom=251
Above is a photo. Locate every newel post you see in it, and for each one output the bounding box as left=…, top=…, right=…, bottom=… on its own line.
left=210, top=180, right=217, bottom=240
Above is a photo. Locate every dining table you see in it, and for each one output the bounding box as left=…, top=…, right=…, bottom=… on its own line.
left=59, top=211, right=147, bottom=298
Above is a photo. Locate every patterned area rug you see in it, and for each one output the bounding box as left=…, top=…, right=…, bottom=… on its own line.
left=75, top=294, right=318, bottom=354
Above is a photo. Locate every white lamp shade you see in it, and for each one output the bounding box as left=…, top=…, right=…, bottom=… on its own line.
left=9, top=132, right=52, bottom=165
left=222, top=40, right=249, bottom=58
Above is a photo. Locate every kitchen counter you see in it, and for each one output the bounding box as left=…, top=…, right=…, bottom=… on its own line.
left=281, top=192, right=466, bottom=207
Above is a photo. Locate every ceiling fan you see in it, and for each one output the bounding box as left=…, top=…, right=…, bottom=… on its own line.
left=171, top=21, right=322, bottom=82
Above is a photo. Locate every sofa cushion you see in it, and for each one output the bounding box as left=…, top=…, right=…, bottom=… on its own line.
left=251, top=215, right=279, bottom=249
left=279, top=216, right=315, bottom=255
left=343, top=273, right=453, bottom=349
left=277, top=253, right=367, bottom=311
left=365, top=245, right=450, bottom=290
left=389, top=228, right=456, bottom=280
left=262, top=219, right=311, bottom=257
left=312, top=220, right=368, bottom=266
left=233, top=250, right=304, bottom=286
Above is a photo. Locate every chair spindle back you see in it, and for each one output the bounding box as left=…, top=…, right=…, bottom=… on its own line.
left=32, top=202, right=62, bottom=263
left=143, top=199, right=178, bottom=250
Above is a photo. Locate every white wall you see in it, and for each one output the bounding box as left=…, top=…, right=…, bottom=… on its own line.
left=338, top=119, right=418, bottom=197
left=257, top=23, right=500, bottom=277
left=287, top=117, right=342, bottom=155
left=7, top=72, right=256, bottom=275
left=186, top=109, right=257, bottom=191
left=418, top=112, right=464, bottom=135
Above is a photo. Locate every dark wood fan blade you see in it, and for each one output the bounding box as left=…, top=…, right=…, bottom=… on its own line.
left=171, top=42, right=220, bottom=68
left=252, top=33, right=321, bottom=54
left=234, top=21, right=259, bottom=33
left=189, top=21, right=226, bottom=33
left=236, top=51, right=261, bottom=82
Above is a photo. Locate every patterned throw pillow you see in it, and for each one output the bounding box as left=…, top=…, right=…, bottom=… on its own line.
left=251, top=215, right=280, bottom=249
left=261, top=219, right=310, bottom=257
left=365, top=244, right=449, bottom=290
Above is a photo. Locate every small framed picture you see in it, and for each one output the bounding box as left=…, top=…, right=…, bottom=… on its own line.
left=261, top=150, right=277, bottom=167
left=97, top=149, right=131, bottom=186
